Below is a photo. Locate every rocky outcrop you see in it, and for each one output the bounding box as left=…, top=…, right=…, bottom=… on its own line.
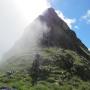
left=39, top=8, right=90, bottom=59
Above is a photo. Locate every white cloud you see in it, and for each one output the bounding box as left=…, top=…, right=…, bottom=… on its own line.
left=74, top=25, right=79, bottom=30
left=82, top=10, right=90, bottom=24
left=13, top=0, right=51, bottom=24
left=56, top=10, right=76, bottom=29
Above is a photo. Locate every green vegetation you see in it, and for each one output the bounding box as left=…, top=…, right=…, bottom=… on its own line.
left=0, top=48, right=90, bottom=90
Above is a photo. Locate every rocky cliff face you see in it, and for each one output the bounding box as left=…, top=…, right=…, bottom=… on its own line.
left=39, top=8, right=89, bottom=59
left=2, top=8, right=90, bottom=68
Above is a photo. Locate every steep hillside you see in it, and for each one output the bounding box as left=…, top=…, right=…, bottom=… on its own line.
left=1, top=8, right=90, bottom=70
left=0, top=8, right=90, bottom=90
left=0, top=48, right=90, bottom=90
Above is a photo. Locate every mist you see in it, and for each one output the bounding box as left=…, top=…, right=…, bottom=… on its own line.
left=0, top=0, right=50, bottom=60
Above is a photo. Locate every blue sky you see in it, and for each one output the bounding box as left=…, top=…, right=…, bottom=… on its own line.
left=51, top=0, right=90, bottom=48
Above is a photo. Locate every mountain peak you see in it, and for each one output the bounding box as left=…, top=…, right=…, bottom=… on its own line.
left=45, top=7, right=55, bottom=13
left=3, top=7, right=90, bottom=63
left=44, top=8, right=57, bottom=16
left=38, top=8, right=70, bottom=32
left=41, top=8, right=60, bottom=20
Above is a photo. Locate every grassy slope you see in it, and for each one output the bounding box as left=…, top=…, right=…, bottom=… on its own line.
left=0, top=48, right=90, bottom=90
